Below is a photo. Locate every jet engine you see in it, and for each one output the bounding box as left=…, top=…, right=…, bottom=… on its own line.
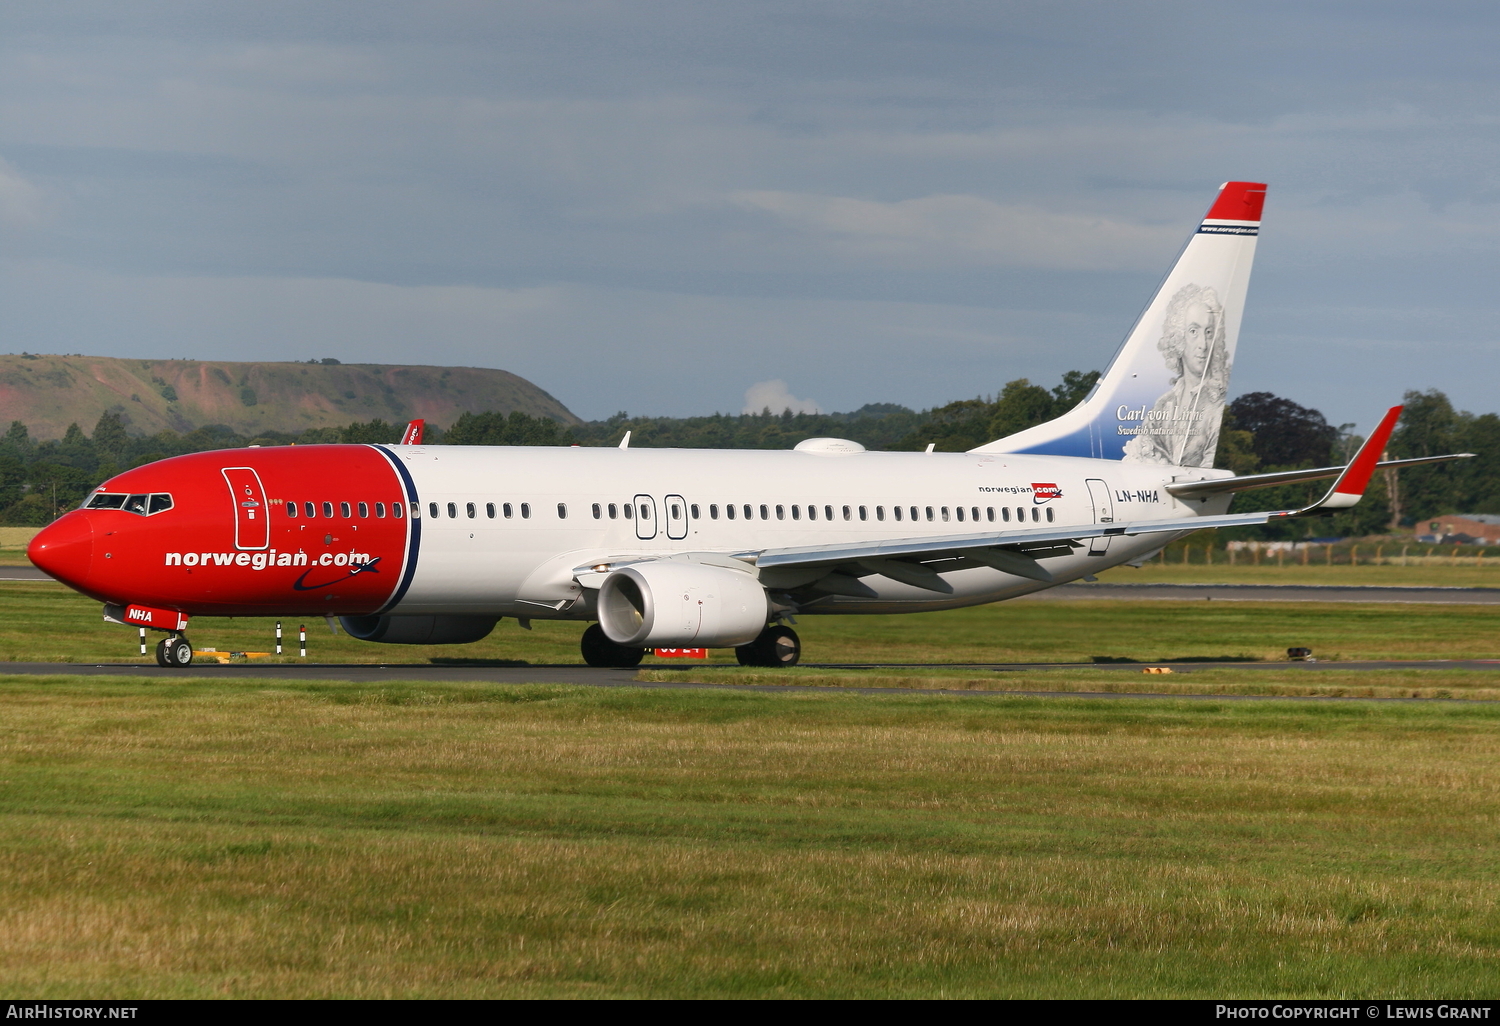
left=598, top=561, right=769, bottom=648
left=339, top=614, right=500, bottom=645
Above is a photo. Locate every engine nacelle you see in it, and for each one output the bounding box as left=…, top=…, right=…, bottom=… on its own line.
left=598, top=561, right=769, bottom=648
left=339, top=614, right=499, bottom=645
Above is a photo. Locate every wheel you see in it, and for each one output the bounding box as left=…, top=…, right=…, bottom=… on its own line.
left=163, top=636, right=193, bottom=668
left=736, top=625, right=800, bottom=667
left=580, top=623, right=645, bottom=668
left=155, top=638, right=171, bottom=667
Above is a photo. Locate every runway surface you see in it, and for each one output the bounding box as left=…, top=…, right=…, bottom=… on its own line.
left=2, top=658, right=1496, bottom=704
left=4, top=566, right=1497, bottom=604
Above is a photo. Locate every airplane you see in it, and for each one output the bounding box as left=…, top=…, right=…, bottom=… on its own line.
left=28, top=181, right=1471, bottom=669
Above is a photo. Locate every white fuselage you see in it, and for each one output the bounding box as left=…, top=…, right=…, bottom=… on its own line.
left=387, top=444, right=1231, bottom=618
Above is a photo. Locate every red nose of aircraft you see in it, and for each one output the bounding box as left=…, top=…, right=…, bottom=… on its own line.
left=28, top=512, right=94, bottom=588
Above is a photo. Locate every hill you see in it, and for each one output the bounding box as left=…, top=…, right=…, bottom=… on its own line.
left=0, top=354, right=578, bottom=440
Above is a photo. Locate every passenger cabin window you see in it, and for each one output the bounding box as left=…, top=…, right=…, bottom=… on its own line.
left=429, top=503, right=439, bottom=518
left=638, top=504, right=649, bottom=520
left=760, top=505, right=769, bottom=520
left=842, top=505, right=851, bottom=521
left=521, top=503, right=531, bottom=519
left=339, top=501, right=351, bottom=518
left=623, top=504, right=632, bottom=519
left=503, top=503, right=513, bottom=518
left=1046, top=507, right=1055, bottom=522
left=824, top=505, right=833, bottom=521
left=557, top=503, right=568, bottom=519
left=955, top=507, right=964, bottom=522
left=608, top=503, right=618, bottom=519
left=893, top=506, right=903, bottom=521
left=394, top=502, right=405, bottom=518
left=1032, top=507, right=1040, bottom=522
left=358, top=502, right=369, bottom=518
left=743, top=504, right=752, bottom=520
left=305, top=502, right=316, bottom=518
left=487, top=503, right=496, bottom=518
left=910, top=506, right=918, bottom=521
left=323, top=502, right=335, bottom=518
left=925, top=506, right=934, bottom=522
left=986, top=507, right=994, bottom=522
left=776, top=505, right=785, bottom=520
left=375, top=503, right=386, bottom=518
left=807, top=505, right=816, bottom=521
left=409, top=502, right=419, bottom=518
left=725, top=504, right=735, bottom=520
left=1002, top=507, right=1011, bottom=522
left=972, top=506, right=980, bottom=522
left=690, top=504, right=700, bottom=519
left=285, top=502, right=297, bottom=518
left=592, top=503, right=601, bottom=519
left=859, top=506, right=868, bottom=521
left=791, top=505, right=800, bottom=520
left=467, top=502, right=476, bottom=518
left=875, top=506, right=884, bottom=521
left=710, top=504, right=719, bottom=519
left=447, top=502, right=457, bottom=519
left=944, top=507, right=952, bottom=522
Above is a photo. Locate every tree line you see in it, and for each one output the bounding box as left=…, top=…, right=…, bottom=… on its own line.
left=2, top=376, right=1493, bottom=536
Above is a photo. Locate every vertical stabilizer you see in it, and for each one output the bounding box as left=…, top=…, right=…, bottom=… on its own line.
left=972, top=181, right=1265, bottom=467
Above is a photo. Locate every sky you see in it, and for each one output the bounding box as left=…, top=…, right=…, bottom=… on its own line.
left=2, top=1, right=1498, bottom=430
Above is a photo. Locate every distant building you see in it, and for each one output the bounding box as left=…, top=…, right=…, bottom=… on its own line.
left=1416, top=514, right=1500, bottom=545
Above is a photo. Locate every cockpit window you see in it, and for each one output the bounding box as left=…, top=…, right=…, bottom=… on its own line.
left=84, top=492, right=174, bottom=516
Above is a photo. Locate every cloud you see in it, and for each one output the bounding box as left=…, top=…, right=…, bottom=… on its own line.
left=743, top=379, right=820, bottom=415
left=730, top=190, right=1182, bottom=271
left=0, top=158, right=46, bottom=225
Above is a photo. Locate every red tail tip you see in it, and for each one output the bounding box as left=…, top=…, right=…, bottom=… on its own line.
left=1205, top=181, right=1267, bottom=222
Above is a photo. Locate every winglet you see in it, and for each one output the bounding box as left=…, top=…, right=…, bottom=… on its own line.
left=400, top=419, right=424, bottom=445
left=618, top=430, right=631, bottom=449
left=1303, top=406, right=1402, bottom=512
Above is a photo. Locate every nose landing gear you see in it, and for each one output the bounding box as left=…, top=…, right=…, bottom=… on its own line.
left=736, top=624, right=801, bottom=667
left=154, top=635, right=194, bottom=668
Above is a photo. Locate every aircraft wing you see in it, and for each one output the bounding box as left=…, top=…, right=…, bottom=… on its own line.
left=741, top=405, right=1407, bottom=588
left=1166, top=453, right=1473, bottom=501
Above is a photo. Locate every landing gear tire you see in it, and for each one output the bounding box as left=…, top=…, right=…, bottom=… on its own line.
left=736, top=624, right=800, bottom=667
left=580, top=623, right=645, bottom=668
left=158, top=635, right=193, bottom=668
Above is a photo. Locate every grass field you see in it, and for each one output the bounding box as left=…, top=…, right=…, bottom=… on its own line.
left=1, top=676, right=1498, bottom=998
left=2, top=578, right=1498, bottom=666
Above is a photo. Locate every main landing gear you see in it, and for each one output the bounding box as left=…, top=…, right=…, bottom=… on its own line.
left=154, top=635, right=194, bottom=668
left=580, top=623, right=645, bottom=668
left=577, top=623, right=802, bottom=668
left=736, top=625, right=801, bottom=667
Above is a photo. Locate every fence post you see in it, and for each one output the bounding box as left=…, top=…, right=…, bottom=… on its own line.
left=139, top=627, right=146, bottom=657
left=299, top=625, right=307, bottom=659
left=275, top=621, right=283, bottom=656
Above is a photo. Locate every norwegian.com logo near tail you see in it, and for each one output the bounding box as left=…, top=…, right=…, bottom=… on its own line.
left=1032, top=483, right=1062, bottom=504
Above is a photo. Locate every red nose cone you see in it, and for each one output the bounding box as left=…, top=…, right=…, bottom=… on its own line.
left=29, top=513, right=94, bottom=587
